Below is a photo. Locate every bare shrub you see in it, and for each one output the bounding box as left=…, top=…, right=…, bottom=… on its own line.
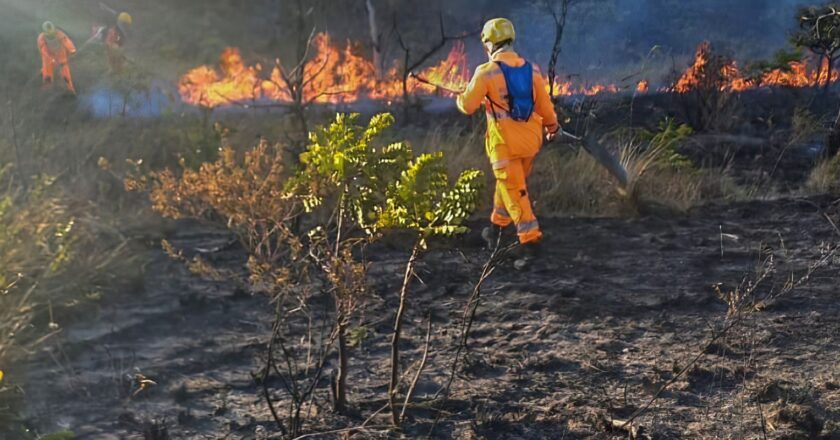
left=674, top=42, right=744, bottom=132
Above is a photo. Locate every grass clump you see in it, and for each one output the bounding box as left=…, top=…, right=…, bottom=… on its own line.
left=806, top=152, right=840, bottom=194
left=419, top=118, right=741, bottom=218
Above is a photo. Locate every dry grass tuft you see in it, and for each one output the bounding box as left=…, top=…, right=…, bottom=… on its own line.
left=417, top=123, right=740, bottom=218
left=806, top=152, right=840, bottom=194
left=0, top=173, right=142, bottom=430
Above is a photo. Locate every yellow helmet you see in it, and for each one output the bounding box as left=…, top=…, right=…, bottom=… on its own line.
left=117, top=12, right=132, bottom=26
left=481, top=18, right=515, bottom=45
left=42, top=21, right=56, bottom=36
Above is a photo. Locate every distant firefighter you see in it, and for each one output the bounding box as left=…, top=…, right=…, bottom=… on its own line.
left=38, top=21, right=77, bottom=94
left=105, top=12, right=132, bottom=73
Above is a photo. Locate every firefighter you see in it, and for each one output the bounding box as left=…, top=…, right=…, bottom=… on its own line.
left=38, top=21, right=77, bottom=94
left=104, top=12, right=132, bottom=73
left=456, top=18, right=559, bottom=265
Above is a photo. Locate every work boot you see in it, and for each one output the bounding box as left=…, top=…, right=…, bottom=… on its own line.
left=481, top=225, right=502, bottom=250
left=513, top=241, right=542, bottom=271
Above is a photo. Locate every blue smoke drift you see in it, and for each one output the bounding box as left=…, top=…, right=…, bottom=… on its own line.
left=82, top=83, right=172, bottom=118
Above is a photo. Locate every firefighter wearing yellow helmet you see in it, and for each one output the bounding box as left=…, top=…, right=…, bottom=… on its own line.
left=481, top=17, right=516, bottom=46
left=105, top=12, right=132, bottom=73
left=456, top=18, right=559, bottom=266
left=117, top=12, right=132, bottom=27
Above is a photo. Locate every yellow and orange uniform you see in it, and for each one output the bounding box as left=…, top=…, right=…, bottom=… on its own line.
left=456, top=50, right=558, bottom=244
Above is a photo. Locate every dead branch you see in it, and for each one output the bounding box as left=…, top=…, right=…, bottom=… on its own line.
left=393, top=12, right=479, bottom=104
left=388, top=242, right=420, bottom=426
left=435, top=237, right=515, bottom=401
left=399, top=312, right=433, bottom=423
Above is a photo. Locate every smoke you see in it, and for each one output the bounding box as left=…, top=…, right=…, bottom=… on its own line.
left=0, top=0, right=819, bottom=98
left=503, top=0, right=811, bottom=83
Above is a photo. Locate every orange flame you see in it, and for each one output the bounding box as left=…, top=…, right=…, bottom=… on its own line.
left=179, top=33, right=624, bottom=108
left=180, top=33, right=471, bottom=108
left=636, top=80, right=649, bottom=93
left=760, top=58, right=838, bottom=88
left=548, top=79, right=620, bottom=97
left=673, top=41, right=838, bottom=93
left=178, top=48, right=262, bottom=108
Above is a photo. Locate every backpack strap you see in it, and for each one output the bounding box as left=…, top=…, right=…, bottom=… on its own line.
left=491, top=60, right=534, bottom=122
left=484, top=62, right=513, bottom=121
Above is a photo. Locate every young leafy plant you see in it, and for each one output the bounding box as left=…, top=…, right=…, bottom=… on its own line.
left=296, top=113, right=483, bottom=423
left=131, top=112, right=482, bottom=434
left=292, top=112, right=409, bottom=413
left=373, top=151, right=483, bottom=426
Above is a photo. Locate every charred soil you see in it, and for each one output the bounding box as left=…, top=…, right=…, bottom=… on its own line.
left=12, top=196, right=840, bottom=439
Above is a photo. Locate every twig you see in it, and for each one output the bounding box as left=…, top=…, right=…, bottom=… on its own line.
left=620, top=237, right=839, bottom=429
left=291, top=424, right=391, bottom=440
left=362, top=403, right=390, bottom=427
left=409, top=73, right=463, bottom=95
left=400, top=312, right=433, bottom=422
left=824, top=212, right=840, bottom=237
left=435, top=237, right=514, bottom=400
left=388, top=242, right=420, bottom=426
left=7, top=102, right=25, bottom=188
left=426, top=236, right=514, bottom=438
left=261, top=315, right=288, bottom=436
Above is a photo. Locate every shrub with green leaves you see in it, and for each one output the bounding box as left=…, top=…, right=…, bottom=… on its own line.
left=295, top=112, right=483, bottom=425
left=376, top=152, right=482, bottom=245
left=296, top=112, right=482, bottom=245
left=134, top=111, right=483, bottom=429
left=638, top=117, right=695, bottom=170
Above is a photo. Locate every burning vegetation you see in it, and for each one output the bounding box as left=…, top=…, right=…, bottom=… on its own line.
left=179, top=37, right=840, bottom=109
left=673, top=41, right=838, bottom=93
left=177, top=32, right=623, bottom=108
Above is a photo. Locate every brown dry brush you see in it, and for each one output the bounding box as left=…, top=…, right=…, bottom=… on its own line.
left=127, top=133, right=375, bottom=436
left=126, top=140, right=329, bottom=436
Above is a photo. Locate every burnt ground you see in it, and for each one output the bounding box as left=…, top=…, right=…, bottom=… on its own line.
left=13, top=195, right=840, bottom=439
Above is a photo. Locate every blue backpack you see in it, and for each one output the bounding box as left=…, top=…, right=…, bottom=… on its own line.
left=495, top=61, right=535, bottom=122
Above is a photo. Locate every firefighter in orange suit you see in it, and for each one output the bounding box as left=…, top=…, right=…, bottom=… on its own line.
left=456, top=18, right=559, bottom=262
left=38, top=21, right=77, bottom=94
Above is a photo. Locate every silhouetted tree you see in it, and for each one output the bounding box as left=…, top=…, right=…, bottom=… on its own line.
left=791, top=4, right=840, bottom=88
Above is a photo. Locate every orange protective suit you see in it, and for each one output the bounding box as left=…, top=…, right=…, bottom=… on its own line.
left=38, top=30, right=77, bottom=93
left=457, top=50, right=559, bottom=244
